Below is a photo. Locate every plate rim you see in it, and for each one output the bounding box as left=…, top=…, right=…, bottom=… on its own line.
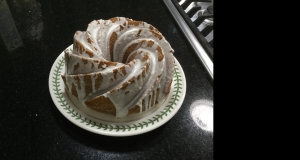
left=49, top=45, right=186, bottom=137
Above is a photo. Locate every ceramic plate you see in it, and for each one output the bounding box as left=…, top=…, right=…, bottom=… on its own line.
left=49, top=45, right=186, bottom=136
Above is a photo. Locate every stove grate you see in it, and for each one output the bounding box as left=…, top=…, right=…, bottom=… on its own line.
left=163, top=0, right=214, bottom=85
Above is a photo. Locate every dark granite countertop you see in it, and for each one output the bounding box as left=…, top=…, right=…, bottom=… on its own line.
left=0, top=0, right=213, bottom=159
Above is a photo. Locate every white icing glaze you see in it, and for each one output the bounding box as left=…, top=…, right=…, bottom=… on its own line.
left=62, top=17, right=174, bottom=118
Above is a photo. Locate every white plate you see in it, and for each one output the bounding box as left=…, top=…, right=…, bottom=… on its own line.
left=49, top=45, right=186, bottom=137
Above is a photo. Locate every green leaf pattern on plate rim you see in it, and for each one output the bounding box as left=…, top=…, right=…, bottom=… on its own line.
left=52, top=56, right=182, bottom=132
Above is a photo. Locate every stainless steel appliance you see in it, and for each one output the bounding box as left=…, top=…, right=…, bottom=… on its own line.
left=163, top=0, right=213, bottom=85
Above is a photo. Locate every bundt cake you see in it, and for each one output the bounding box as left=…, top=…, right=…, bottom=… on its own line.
left=61, top=17, right=174, bottom=119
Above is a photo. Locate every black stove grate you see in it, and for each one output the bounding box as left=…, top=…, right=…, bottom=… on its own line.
left=172, top=0, right=213, bottom=60
left=163, top=0, right=214, bottom=85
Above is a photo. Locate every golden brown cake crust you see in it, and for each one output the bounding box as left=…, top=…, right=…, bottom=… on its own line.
left=85, top=96, right=116, bottom=115
left=128, top=105, right=140, bottom=115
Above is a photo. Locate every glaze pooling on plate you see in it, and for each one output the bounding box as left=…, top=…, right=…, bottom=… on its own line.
left=49, top=50, right=186, bottom=136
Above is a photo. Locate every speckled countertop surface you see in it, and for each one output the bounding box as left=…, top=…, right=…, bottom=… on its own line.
left=0, top=0, right=213, bottom=159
